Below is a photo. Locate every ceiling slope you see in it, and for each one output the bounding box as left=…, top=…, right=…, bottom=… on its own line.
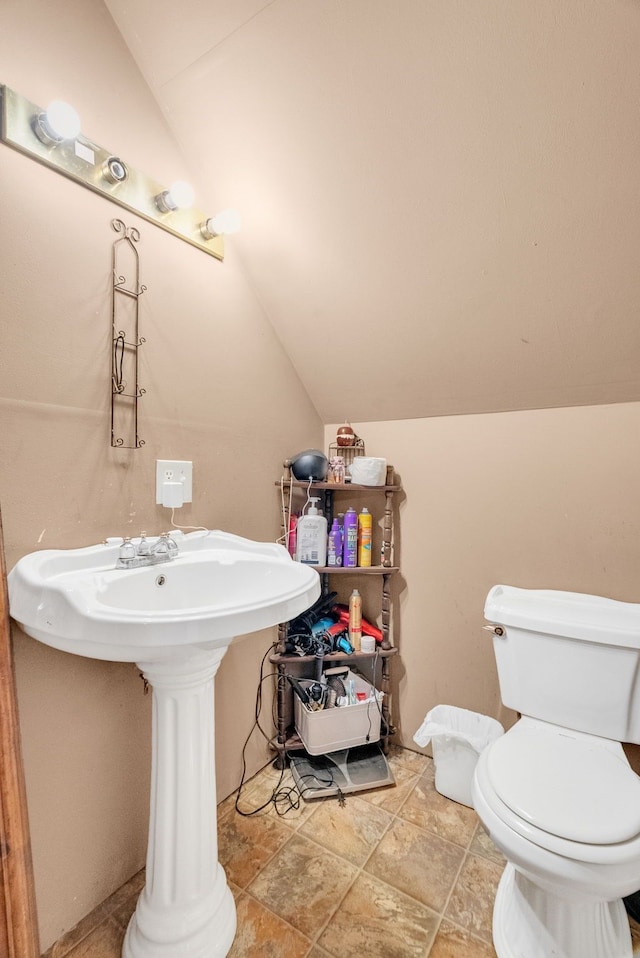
left=106, top=0, right=640, bottom=423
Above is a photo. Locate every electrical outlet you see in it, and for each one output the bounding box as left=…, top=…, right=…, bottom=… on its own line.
left=156, top=460, right=193, bottom=505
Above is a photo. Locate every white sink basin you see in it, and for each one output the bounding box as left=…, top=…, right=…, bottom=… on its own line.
left=8, top=529, right=320, bottom=958
left=8, top=529, right=320, bottom=661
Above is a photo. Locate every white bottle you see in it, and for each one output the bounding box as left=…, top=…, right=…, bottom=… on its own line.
left=295, top=497, right=328, bottom=566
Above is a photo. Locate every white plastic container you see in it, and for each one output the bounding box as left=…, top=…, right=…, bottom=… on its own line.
left=295, top=671, right=383, bottom=754
left=295, top=497, right=327, bottom=566
left=413, top=705, right=504, bottom=807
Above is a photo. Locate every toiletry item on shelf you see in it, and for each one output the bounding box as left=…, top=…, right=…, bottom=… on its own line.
left=327, top=518, right=343, bottom=567
left=358, top=506, right=372, bottom=567
left=349, top=589, right=362, bottom=651
left=332, top=602, right=383, bottom=644
left=295, top=497, right=327, bottom=566
left=328, top=456, right=345, bottom=484
left=287, top=515, right=298, bottom=558
left=361, top=635, right=376, bottom=653
left=343, top=508, right=358, bottom=567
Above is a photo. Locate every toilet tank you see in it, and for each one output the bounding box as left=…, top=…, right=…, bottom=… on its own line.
left=485, top=585, right=640, bottom=743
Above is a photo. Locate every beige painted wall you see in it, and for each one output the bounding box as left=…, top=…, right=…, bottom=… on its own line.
left=327, top=405, right=640, bottom=744
left=0, top=1, right=322, bottom=949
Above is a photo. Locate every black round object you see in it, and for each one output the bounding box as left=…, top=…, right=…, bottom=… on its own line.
left=290, top=449, right=328, bottom=481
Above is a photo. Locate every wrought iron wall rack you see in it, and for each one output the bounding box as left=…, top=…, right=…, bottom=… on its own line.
left=111, top=218, right=146, bottom=448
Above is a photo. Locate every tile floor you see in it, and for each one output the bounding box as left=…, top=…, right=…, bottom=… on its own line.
left=43, top=745, right=640, bottom=958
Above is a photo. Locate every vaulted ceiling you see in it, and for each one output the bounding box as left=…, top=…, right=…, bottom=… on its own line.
left=105, top=0, right=640, bottom=423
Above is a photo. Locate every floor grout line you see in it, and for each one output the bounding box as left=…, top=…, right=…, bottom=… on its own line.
left=45, top=747, right=499, bottom=958
left=270, top=755, right=465, bottom=955
left=234, top=759, right=415, bottom=952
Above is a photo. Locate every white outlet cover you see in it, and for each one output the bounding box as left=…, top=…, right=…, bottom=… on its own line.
left=156, top=460, right=193, bottom=504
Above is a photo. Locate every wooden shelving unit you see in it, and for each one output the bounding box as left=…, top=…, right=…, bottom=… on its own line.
left=270, top=464, right=402, bottom=762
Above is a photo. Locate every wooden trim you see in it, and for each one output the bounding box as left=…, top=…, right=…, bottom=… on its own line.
left=0, top=509, right=40, bottom=957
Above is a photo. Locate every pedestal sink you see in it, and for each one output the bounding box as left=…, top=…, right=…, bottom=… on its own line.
left=8, top=530, right=320, bottom=958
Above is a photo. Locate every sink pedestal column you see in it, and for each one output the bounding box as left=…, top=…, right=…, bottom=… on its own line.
left=123, top=648, right=236, bottom=958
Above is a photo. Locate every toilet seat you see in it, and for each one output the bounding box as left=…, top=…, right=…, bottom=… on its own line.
left=476, top=719, right=640, bottom=864
left=487, top=718, right=640, bottom=844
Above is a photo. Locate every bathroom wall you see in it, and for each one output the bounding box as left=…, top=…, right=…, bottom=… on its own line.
left=0, top=0, right=322, bottom=949
left=327, top=404, right=640, bottom=743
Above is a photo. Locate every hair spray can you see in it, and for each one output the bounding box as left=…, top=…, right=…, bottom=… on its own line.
left=349, top=589, right=362, bottom=651
left=357, top=506, right=372, bottom=567
left=343, top=508, right=358, bottom=567
left=327, top=518, right=343, bottom=566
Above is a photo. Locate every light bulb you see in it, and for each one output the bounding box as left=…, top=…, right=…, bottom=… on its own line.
left=33, top=100, right=81, bottom=145
left=168, top=180, right=195, bottom=208
left=155, top=180, right=195, bottom=213
left=46, top=101, right=81, bottom=139
left=200, top=209, right=242, bottom=239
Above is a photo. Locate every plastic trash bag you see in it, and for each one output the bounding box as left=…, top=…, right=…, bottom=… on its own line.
left=413, top=704, right=504, bottom=807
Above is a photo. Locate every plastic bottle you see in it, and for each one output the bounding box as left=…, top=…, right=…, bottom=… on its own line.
left=343, top=508, right=358, bottom=567
left=327, top=518, right=343, bottom=567
left=357, top=506, right=373, bottom=567
left=295, top=498, right=327, bottom=566
left=349, top=589, right=362, bottom=651
left=287, top=515, right=298, bottom=559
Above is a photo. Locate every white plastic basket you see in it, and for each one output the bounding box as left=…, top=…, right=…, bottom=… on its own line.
left=294, top=671, right=383, bottom=755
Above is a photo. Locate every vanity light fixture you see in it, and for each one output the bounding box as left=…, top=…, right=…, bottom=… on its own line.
left=32, top=99, right=81, bottom=146
left=200, top=209, right=242, bottom=239
left=0, top=84, right=229, bottom=260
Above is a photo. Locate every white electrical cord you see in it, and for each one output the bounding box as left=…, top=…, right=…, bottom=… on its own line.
left=277, top=476, right=291, bottom=548
left=168, top=509, right=209, bottom=534
left=277, top=474, right=313, bottom=551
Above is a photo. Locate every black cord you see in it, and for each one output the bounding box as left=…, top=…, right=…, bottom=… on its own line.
left=235, top=645, right=285, bottom=816
left=365, top=647, right=383, bottom=742
left=234, top=644, right=339, bottom=817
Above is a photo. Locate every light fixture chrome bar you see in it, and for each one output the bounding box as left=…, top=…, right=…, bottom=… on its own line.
left=0, top=85, right=225, bottom=261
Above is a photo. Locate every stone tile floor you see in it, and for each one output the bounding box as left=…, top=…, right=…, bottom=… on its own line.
left=43, top=745, right=640, bottom=957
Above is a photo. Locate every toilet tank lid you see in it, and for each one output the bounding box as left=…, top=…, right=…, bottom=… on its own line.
left=485, top=585, right=640, bottom=647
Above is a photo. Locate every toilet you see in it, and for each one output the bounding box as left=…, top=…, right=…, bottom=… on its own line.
left=472, top=584, right=640, bottom=958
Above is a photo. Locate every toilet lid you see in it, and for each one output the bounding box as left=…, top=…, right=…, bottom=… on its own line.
left=487, top=724, right=640, bottom=845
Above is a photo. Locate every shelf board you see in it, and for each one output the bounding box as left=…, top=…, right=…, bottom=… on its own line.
left=312, top=565, right=399, bottom=575
left=276, top=479, right=402, bottom=493
left=270, top=647, right=398, bottom=665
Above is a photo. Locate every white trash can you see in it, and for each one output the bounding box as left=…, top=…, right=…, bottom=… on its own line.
left=413, top=704, right=504, bottom=808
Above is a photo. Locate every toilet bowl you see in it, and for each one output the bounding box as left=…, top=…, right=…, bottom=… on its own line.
left=472, top=718, right=640, bottom=957
left=476, top=585, right=640, bottom=958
